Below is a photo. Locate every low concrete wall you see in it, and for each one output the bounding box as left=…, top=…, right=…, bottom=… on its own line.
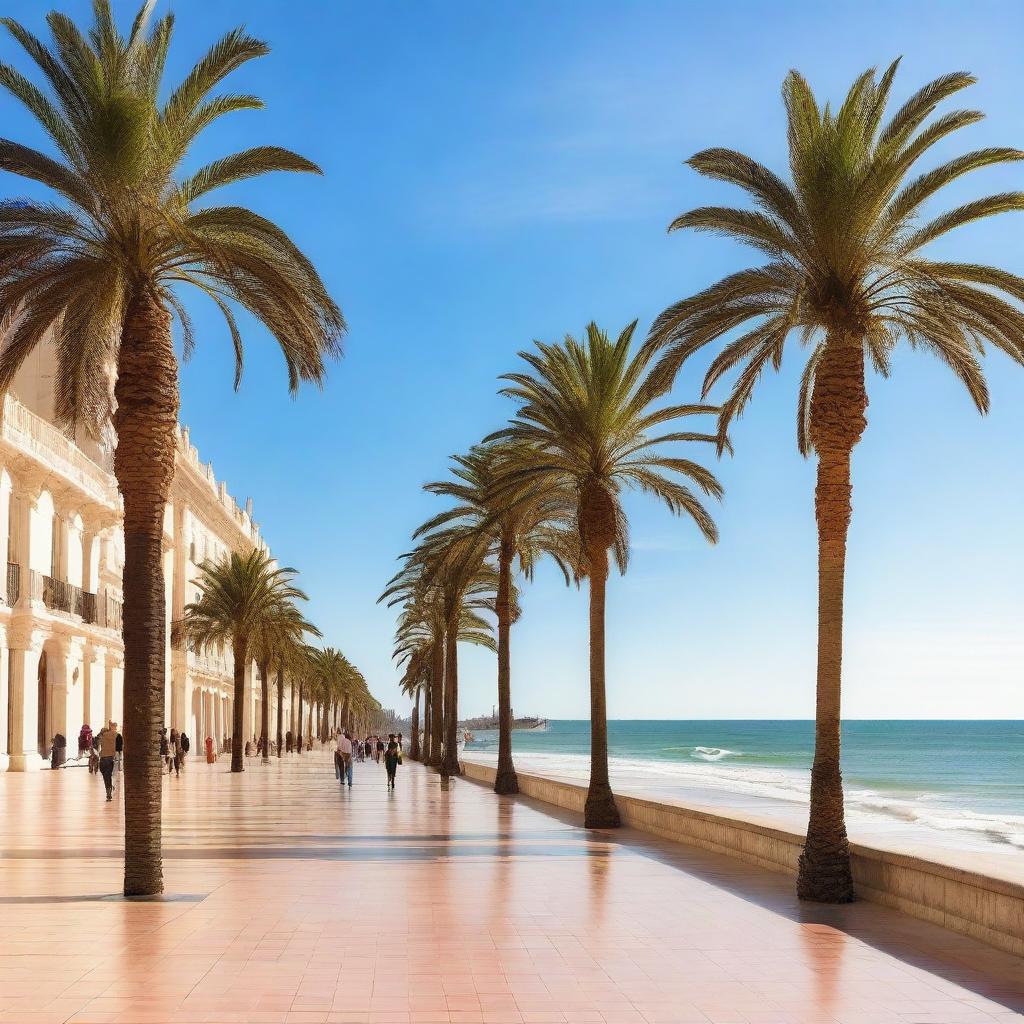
left=461, top=759, right=1024, bottom=958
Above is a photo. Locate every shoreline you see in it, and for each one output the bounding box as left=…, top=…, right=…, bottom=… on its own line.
left=462, top=752, right=1024, bottom=886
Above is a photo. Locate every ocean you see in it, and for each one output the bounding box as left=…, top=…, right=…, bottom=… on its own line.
left=462, top=719, right=1024, bottom=853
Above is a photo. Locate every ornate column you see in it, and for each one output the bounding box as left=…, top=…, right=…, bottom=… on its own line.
left=84, top=643, right=106, bottom=730
left=6, top=626, right=45, bottom=771
left=0, top=470, right=12, bottom=599
left=65, top=510, right=84, bottom=589
left=48, top=635, right=86, bottom=747
left=105, top=651, right=124, bottom=726
left=0, top=622, right=9, bottom=770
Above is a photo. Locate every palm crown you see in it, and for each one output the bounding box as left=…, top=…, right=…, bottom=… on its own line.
left=490, top=321, right=724, bottom=568
left=0, top=0, right=344, bottom=424
left=647, top=61, right=1024, bottom=452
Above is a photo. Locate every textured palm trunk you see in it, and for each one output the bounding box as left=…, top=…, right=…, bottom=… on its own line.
left=410, top=689, right=421, bottom=760
left=289, top=679, right=295, bottom=750
left=429, top=639, right=444, bottom=767
left=276, top=663, right=284, bottom=758
left=440, top=619, right=461, bottom=777
left=584, top=546, right=620, bottom=828
left=422, top=684, right=432, bottom=763
left=295, top=682, right=303, bottom=755
left=259, top=658, right=271, bottom=764
left=797, top=340, right=866, bottom=904
left=230, top=637, right=248, bottom=772
left=114, top=290, right=179, bottom=897
left=342, top=694, right=351, bottom=734
left=494, top=535, right=519, bottom=794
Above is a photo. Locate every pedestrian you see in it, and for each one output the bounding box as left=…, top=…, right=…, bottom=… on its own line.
left=384, top=734, right=400, bottom=790
left=364, top=737, right=372, bottom=760
left=295, top=730, right=302, bottom=754
left=397, top=733, right=404, bottom=765
left=286, top=729, right=293, bottom=754
left=96, top=720, right=120, bottom=801
left=335, top=729, right=353, bottom=787
left=375, top=736, right=384, bottom=764
left=171, top=729, right=183, bottom=776
left=159, top=728, right=171, bottom=773
left=180, top=731, right=190, bottom=770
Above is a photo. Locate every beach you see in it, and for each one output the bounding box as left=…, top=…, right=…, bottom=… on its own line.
left=463, top=719, right=1024, bottom=880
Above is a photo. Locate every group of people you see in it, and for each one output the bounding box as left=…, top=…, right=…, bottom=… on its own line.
left=334, top=730, right=404, bottom=789
left=159, top=728, right=190, bottom=776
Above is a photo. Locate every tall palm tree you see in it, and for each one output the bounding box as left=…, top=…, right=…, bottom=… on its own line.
left=422, top=442, right=576, bottom=794
left=0, top=3, right=343, bottom=896
left=393, top=616, right=435, bottom=763
left=383, top=541, right=496, bottom=776
left=491, top=322, right=722, bottom=828
left=184, top=550, right=309, bottom=774
left=252, top=602, right=318, bottom=764
left=647, top=63, right=1024, bottom=901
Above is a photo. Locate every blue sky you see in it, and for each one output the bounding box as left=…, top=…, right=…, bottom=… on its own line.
left=4, top=1, right=1024, bottom=719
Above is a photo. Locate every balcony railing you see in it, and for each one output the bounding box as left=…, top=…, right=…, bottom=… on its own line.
left=28, top=570, right=122, bottom=630
left=6, top=562, right=19, bottom=605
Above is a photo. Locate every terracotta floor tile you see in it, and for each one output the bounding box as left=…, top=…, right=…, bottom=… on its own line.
left=1, top=758, right=1021, bottom=1024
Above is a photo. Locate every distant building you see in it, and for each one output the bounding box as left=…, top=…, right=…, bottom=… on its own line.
left=0, top=339, right=275, bottom=770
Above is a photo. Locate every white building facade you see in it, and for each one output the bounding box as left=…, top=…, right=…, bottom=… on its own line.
left=0, top=354, right=276, bottom=771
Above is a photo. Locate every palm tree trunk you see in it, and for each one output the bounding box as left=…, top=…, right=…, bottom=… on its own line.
left=440, top=619, right=462, bottom=777
left=289, top=678, right=295, bottom=751
left=259, top=658, right=271, bottom=764
left=276, top=663, right=284, bottom=758
left=410, top=688, right=421, bottom=760
left=494, top=535, right=519, bottom=794
left=230, top=638, right=248, bottom=773
left=114, top=290, right=179, bottom=897
left=422, top=685, right=432, bottom=763
left=584, top=546, right=619, bottom=829
left=342, top=694, right=351, bottom=734
left=429, top=640, right=444, bottom=768
left=797, top=341, right=865, bottom=903
left=296, top=683, right=303, bottom=755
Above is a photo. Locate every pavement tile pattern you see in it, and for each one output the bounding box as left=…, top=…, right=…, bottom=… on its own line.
left=0, top=754, right=1021, bottom=1024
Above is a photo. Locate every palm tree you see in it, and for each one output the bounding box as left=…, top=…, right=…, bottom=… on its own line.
left=0, top=3, right=343, bottom=896
left=422, top=442, right=576, bottom=794
left=393, top=615, right=435, bottom=763
left=647, top=63, right=1024, bottom=901
left=491, top=322, right=722, bottom=828
left=184, top=550, right=309, bottom=774
left=383, top=540, right=496, bottom=776
left=252, top=602, right=318, bottom=764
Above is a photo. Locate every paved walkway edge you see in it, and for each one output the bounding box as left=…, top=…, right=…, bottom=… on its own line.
left=459, top=757, right=1024, bottom=959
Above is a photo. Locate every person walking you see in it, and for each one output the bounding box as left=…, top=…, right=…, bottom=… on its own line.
left=170, top=729, right=183, bottom=777
left=375, top=736, right=384, bottom=764
left=397, top=733, right=404, bottom=765
left=159, top=728, right=171, bottom=774
left=96, top=721, right=120, bottom=801
left=335, top=729, right=353, bottom=787
left=384, top=734, right=400, bottom=790
left=180, top=732, right=190, bottom=771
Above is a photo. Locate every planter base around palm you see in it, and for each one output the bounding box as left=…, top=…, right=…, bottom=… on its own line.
left=584, top=784, right=621, bottom=829
left=494, top=767, right=519, bottom=795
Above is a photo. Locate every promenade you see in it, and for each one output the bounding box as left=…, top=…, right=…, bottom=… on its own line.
left=0, top=756, right=1021, bottom=1024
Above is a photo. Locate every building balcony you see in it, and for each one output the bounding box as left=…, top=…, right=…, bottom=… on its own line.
left=28, top=570, right=123, bottom=630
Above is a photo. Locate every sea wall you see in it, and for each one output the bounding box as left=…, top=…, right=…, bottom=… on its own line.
left=460, top=758, right=1024, bottom=958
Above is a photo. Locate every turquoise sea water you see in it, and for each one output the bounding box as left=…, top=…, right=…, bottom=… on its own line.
left=464, top=720, right=1024, bottom=849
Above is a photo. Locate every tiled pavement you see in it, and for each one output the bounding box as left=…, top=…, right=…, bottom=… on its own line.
left=0, top=754, right=1021, bottom=1024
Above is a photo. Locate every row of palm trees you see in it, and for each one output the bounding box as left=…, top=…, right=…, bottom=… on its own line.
left=0, top=3, right=346, bottom=895
left=385, top=60, right=1024, bottom=904
left=182, top=549, right=380, bottom=771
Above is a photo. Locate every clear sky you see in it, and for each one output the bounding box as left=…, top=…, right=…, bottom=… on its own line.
left=4, top=1, right=1024, bottom=720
